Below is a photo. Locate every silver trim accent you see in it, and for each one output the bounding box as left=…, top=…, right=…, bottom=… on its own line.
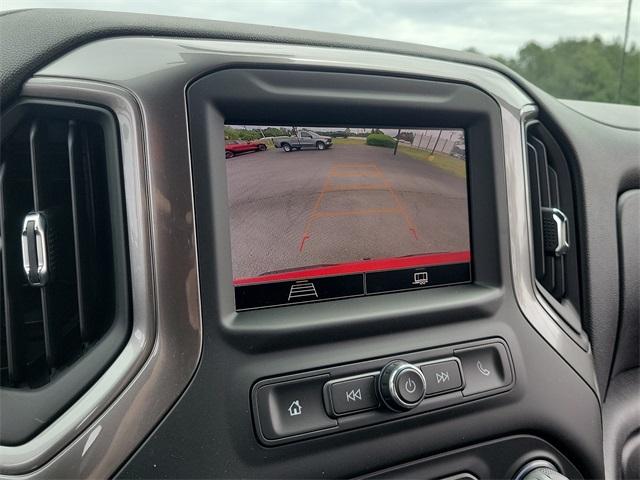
left=503, top=103, right=596, bottom=378
left=513, top=459, right=559, bottom=480
left=0, top=36, right=595, bottom=477
left=439, top=474, right=478, bottom=480
left=21, top=212, right=48, bottom=286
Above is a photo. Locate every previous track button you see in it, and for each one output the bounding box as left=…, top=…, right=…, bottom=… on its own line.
left=327, top=376, right=379, bottom=416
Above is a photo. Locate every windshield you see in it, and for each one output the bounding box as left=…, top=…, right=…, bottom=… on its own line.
left=3, top=0, right=638, bottom=106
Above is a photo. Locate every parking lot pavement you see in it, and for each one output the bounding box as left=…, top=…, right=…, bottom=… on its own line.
left=226, top=143, right=470, bottom=280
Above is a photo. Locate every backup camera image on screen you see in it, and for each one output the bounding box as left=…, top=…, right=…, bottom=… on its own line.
left=225, top=125, right=471, bottom=310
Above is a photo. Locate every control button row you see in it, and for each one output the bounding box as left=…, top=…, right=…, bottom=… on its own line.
left=252, top=342, right=513, bottom=443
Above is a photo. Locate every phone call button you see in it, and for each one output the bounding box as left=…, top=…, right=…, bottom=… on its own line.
left=454, top=342, right=513, bottom=396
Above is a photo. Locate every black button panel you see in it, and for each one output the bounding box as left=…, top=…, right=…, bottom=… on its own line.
left=327, top=375, right=378, bottom=415
left=251, top=339, right=513, bottom=446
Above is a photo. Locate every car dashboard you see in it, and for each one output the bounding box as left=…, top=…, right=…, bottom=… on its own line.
left=0, top=9, right=638, bottom=480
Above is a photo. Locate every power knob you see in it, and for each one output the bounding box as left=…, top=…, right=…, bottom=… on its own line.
left=377, top=360, right=426, bottom=411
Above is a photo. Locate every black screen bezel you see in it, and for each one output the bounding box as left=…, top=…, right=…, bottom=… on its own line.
left=187, top=67, right=504, bottom=346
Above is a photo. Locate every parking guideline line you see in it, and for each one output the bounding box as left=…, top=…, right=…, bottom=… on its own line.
left=310, top=208, right=402, bottom=219
left=299, top=164, right=336, bottom=251
left=323, top=183, right=389, bottom=191
left=372, top=164, right=419, bottom=239
left=299, top=162, right=420, bottom=252
left=300, top=163, right=374, bottom=251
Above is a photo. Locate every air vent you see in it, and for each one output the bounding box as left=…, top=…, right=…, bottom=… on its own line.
left=0, top=100, right=129, bottom=445
left=525, top=121, right=582, bottom=334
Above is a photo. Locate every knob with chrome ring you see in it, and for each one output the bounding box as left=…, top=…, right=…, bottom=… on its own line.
left=377, top=360, right=427, bottom=411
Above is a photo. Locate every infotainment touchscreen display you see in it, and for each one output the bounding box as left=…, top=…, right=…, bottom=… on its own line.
left=225, top=125, right=471, bottom=310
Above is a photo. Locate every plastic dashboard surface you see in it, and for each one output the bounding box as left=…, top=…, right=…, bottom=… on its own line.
left=0, top=35, right=612, bottom=479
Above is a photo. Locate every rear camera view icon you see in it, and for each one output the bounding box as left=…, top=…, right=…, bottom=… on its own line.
left=412, top=271, right=429, bottom=286
left=288, top=281, right=318, bottom=301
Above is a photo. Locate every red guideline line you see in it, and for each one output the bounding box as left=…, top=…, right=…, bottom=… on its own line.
left=233, top=250, right=471, bottom=286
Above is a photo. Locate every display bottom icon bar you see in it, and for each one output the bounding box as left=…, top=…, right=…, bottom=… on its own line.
left=235, top=262, right=471, bottom=310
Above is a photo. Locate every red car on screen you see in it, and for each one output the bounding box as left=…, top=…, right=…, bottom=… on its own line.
left=225, top=139, right=268, bottom=158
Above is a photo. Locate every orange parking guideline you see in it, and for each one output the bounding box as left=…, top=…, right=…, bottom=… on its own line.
left=320, top=183, right=388, bottom=191
left=372, top=164, right=419, bottom=239
left=310, top=208, right=400, bottom=218
left=299, top=168, right=334, bottom=251
left=299, top=162, right=420, bottom=252
left=333, top=163, right=379, bottom=169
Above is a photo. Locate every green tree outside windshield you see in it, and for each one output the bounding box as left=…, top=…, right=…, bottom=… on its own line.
left=491, top=37, right=639, bottom=106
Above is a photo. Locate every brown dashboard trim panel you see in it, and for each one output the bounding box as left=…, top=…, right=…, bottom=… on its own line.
left=0, top=77, right=202, bottom=476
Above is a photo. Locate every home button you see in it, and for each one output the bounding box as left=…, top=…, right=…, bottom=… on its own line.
left=255, top=375, right=337, bottom=440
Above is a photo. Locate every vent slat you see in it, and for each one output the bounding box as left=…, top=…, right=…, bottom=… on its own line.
left=0, top=163, right=21, bottom=383
left=531, top=137, right=552, bottom=208
left=68, top=121, right=90, bottom=342
left=0, top=147, right=46, bottom=385
left=530, top=136, right=555, bottom=293
left=29, top=120, right=49, bottom=210
left=548, top=166, right=560, bottom=208
left=0, top=253, right=7, bottom=384
left=29, top=120, right=60, bottom=369
left=527, top=143, right=546, bottom=279
left=547, top=167, right=566, bottom=299
left=29, top=119, right=82, bottom=369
